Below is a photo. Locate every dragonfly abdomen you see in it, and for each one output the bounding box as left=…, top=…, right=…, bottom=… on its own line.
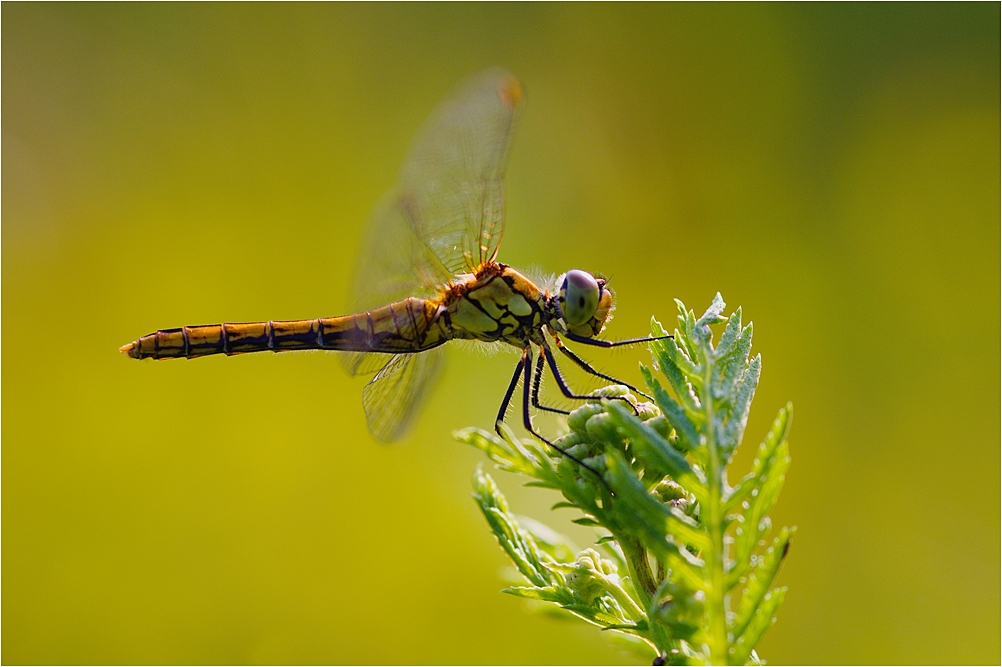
left=120, top=320, right=324, bottom=359
left=120, top=298, right=451, bottom=360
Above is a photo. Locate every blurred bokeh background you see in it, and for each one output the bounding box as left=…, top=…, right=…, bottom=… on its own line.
left=3, top=4, right=998, bottom=664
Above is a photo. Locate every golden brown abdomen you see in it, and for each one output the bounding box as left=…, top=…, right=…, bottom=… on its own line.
left=120, top=298, right=450, bottom=360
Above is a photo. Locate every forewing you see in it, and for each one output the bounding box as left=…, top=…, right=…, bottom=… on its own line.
left=398, top=68, right=522, bottom=275
left=361, top=348, right=445, bottom=442
left=342, top=70, right=522, bottom=376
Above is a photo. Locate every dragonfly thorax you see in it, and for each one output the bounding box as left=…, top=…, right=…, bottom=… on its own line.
left=442, top=263, right=550, bottom=347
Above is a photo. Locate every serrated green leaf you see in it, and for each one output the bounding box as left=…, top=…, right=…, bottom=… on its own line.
left=674, top=298, right=688, bottom=331
left=716, top=321, right=752, bottom=390
left=641, top=366, right=700, bottom=452
left=664, top=336, right=702, bottom=382
left=605, top=401, right=706, bottom=501
left=650, top=340, right=701, bottom=414
left=503, top=586, right=567, bottom=603
left=723, top=471, right=756, bottom=514
left=515, top=423, right=560, bottom=475
left=725, top=405, right=792, bottom=513
left=558, top=604, right=610, bottom=626
left=675, top=302, right=696, bottom=353
left=721, top=353, right=761, bottom=455
left=730, top=528, right=794, bottom=637
left=494, top=541, right=546, bottom=586
left=488, top=519, right=547, bottom=585
left=472, top=470, right=552, bottom=587
left=735, top=441, right=790, bottom=565
left=518, top=515, right=580, bottom=564
left=729, top=588, right=787, bottom=665
left=752, top=404, right=791, bottom=477
left=650, top=316, right=670, bottom=339
left=684, top=307, right=699, bottom=349
left=458, top=427, right=519, bottom=471
left=481, top=506, right=517, bottom=545
left=604, top=449, right=709, bottom=552
left=714, top=307, right=742, bottom=360
left=750, top=442, right=789, bottom=523
left=604, top=452, right=706, bottom=593
left=696, top=292, right=727, bottom=328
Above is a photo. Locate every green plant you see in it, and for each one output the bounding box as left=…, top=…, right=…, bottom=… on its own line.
left=456, top=295, right=793, bottom=665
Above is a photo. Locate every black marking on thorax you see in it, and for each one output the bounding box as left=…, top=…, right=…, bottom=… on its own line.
left=497, top=273, right=547, bottom=344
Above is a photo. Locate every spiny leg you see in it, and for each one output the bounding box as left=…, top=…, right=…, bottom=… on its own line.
left=494, top=356, right=525, bottom=438
left=496, top=354, right=567, bottom=432
left=517, top=348, right=610, bottom=490
left=555, top=338, right=652, bottom=401
left=542, top=343, right=639, bottom=415
left=531, top=352, right=569, bottom=416
left=563, top=331, right=673, bottom=348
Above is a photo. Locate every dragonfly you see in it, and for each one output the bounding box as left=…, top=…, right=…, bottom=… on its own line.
left=120, top=69, right=668, bottom=476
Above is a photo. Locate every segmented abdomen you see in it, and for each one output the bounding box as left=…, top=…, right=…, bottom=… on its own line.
left=120, top=298, right=450, bottom=360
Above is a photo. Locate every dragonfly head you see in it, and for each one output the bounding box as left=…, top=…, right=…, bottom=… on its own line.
left=553, top=269, right=614, bottom=337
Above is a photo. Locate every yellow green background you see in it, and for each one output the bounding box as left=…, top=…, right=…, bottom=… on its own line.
left=4, top=4, right=998, bottom=664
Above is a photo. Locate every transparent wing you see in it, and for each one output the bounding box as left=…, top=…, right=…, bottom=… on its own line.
left=343, top=68, right=523, bottom=376
left=397, top=68, right=522, bottom=276
left=362, top=349, right=445, bottom=442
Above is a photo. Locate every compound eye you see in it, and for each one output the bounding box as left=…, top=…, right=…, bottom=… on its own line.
left=562, top=269, right=600, bottom=326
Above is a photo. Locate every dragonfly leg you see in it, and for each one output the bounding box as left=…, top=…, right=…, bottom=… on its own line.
left=518, top=349, right=611, bottom=489
left=542, top=343, right=639, bottom=415
left=494, top=357, right=525, bottom=438
left=554, top=338, right=652, bottom=401
left=563, top=331, right=673, bottom=348
left=531, top=352, right=570, bottom=415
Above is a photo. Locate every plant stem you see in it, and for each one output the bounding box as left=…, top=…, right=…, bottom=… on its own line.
left=703, top=354, right=729, bottom=664
left=606, top=577, right=648, bottom=624
left=620, top=537, right=657, bottom=609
